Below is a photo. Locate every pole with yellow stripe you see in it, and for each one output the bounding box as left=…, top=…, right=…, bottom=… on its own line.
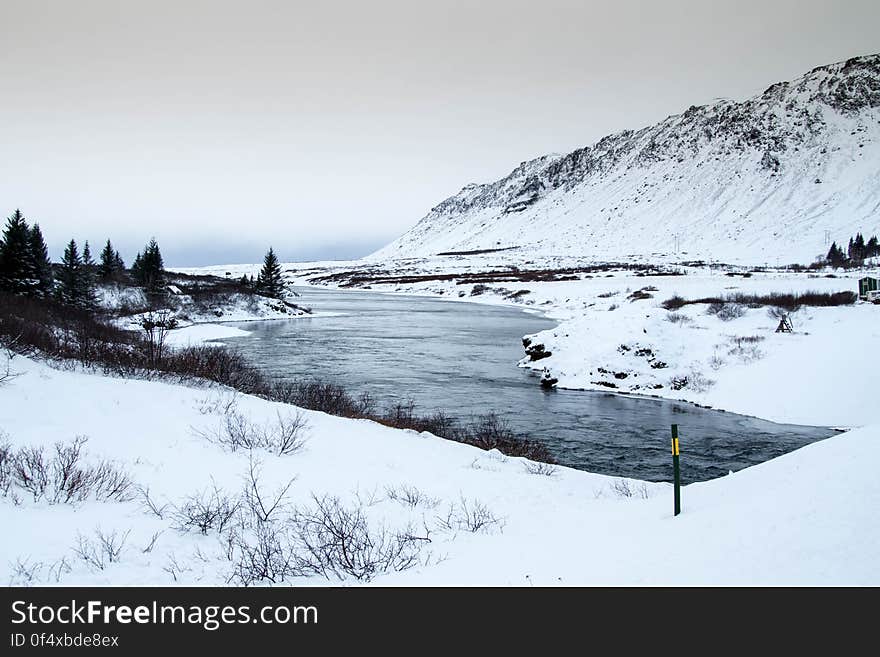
left=671, top=424, right=681, bottom=516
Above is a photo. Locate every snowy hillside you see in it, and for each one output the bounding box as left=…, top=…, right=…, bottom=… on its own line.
left=373, top=54, right=880, bottom=265
left=1, top=353, right=877, bottom=585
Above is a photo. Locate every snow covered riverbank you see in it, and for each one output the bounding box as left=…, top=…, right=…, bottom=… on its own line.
left=208, top=254, right=878, bottom=429
left=1, top=354, right=877, bottom=585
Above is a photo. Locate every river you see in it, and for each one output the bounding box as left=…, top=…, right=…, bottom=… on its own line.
left=221, top=286, right=837, bottom=483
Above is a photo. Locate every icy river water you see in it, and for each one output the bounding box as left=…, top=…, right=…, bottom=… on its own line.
left=223, top=286, right=836, bottom=483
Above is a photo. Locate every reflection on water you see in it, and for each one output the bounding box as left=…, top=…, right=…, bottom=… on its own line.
left=222, top=286, right=837, bottom=483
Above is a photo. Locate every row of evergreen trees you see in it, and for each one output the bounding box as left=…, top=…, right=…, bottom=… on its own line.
left=0, top=209, right=171, bottom=308
left=826, top=233, right=879, bottom=267
left=1, top=209, right=288, bottom=307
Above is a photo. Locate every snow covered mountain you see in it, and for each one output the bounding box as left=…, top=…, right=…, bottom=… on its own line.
left=373, top=54, right=880, bottom=264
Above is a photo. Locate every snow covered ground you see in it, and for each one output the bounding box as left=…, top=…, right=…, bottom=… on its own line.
left=3, top=254, right=873, bottom=586
left=1, top=354, right=877, bottom=586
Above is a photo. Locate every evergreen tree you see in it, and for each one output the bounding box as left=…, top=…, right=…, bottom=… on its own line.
left=867, top=236, right=879, bottom=259
left=57, top=239, right=83, bottom=305
left=131, top=252, right=144, bottom=282
left=135, top=238, right=165, bottom=293
left=27, top=224, right=53, bottom=297
left=853, top=233, right=866, bottom=262
left=114, top=249, right=125, bottom=272
left=826, top=241, right=846, bottom=267
left=99, top=239, right=119, bottom=280
left=255, top=247, right=285, bottom=299
left=56, top=239, right=97, bottom=308
left=82, top=241, right=94, bottom=269
left=0, top=209, right=35, bottom=294
left=81, top=240, right=97, bottom=290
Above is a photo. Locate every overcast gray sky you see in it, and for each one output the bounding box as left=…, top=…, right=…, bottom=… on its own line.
left=2, top=0, right=878, bottom=266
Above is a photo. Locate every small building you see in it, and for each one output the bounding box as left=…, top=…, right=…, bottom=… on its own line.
left=858, top=277, right=879, bottom=300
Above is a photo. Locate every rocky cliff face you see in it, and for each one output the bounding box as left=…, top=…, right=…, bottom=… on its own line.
left=373, top=54, right=880, bottom=264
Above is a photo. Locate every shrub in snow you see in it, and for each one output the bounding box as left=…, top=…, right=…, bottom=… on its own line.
left=3, top=436, right=134, bottom=505
left=385, top=484, right=440, bottom=509
left=610, top=478, right=650, bottom=499
left=72, top=528, right=131, bottom=571
left=288, top=494, right=428, bottom=582
left=172, top=483, right=241, bottom=535
left=195, top=409, right=309, bottom=456
left=727, top=336, right=765, bottom=363
left=665, top=312, right=693, bottom=325
left=707, top=302, right=746, bottom=321
left=670, top=369, right=715, bottom=393
left=435, top=496, right=504, bottom=534
left=523, top=462, right=558, bottom=477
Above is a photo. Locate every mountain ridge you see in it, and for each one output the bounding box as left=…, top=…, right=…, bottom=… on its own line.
left=372, top=53, right=880, bottom=264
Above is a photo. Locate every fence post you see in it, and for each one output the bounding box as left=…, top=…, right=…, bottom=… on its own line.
left=671, top=424, right=681, bottom=516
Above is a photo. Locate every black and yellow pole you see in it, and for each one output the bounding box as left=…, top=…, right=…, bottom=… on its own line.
left=671, top=424, right=681, bottom=516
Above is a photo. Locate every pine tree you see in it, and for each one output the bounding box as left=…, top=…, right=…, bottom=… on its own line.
left=99, top=239, right=119, bottom=280
left=57, top=239, right=83, bottom=306
left=131, top=252, right=144, bottom=281
left=131, top=239, right=165, bottom=293
left=82, top=241, right=94, bottom=269
left=826, top=241, right=846, bottom=267
left=0, top=209, right=35, bottom=294
left=853, top=233, right=866, bottom=262
left=81, top=240, right=97, bottom=291
left=867, top=236, right=879, bottom=259
left=114, top=250, right=125, bottom=272
left=255, top=247, right=285, bottom=299
left=28, top=224, right=53, bottom=297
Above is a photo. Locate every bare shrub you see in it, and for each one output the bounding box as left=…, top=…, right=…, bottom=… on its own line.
left=455, top=414, right=553, bottom=463
left=597, top=291, right=619, bottom=298
left=436, top=497, right=503, bottom=534
left=196, top=390, right=240, bottom=416
left=0, top=439, right=12, bottom=498
left=9, top=558, right=44, bottom=586
left=664, top=290, right=855, bottom=312
left=163, top=553, right=192, bottom=582
left=707, top=302, right=745, bottom=321
left=242, top=457, right=296, bottom=524
left=11, top=445, right=49, bottom=501
left=524, top=462, right=558, bottom=476
left=470, top=284, right=490, bottom=296
left=72, top=528, right=131, bottom=570
left=665, top=312, right=693, bottom=325
left=290, top=494, right=427, bottom=581
left=9, top=437, right=134, bottom=505
left=136, top=485, right=169, bottom=519
left=172, top=482, right=240, bottom=535
left=195, top=410, right=309, bottom=456
left=1, top=345, right=20, bottom=386
left=385, top=484, right=440, bottom=509
left=608, top=303, right=619, bottom=311
left=8, top=557, right=72, bottom=586
left=670, top=369, right=714, bottom=393
left=142, top=531, right=162, bottom=554
left=228, top=520, right=295, bottom=586
left=138, top=310, right=179, bottom=366
left=610, top=479, right=650, bottom=499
